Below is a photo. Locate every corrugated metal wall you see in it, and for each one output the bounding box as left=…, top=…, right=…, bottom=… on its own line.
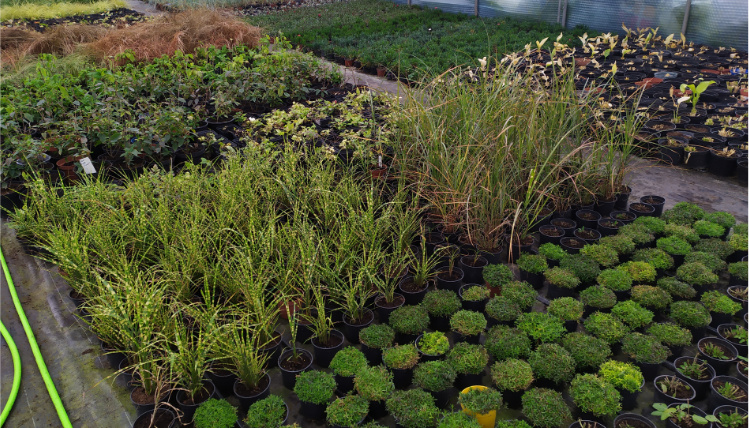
left=390, top=0, right=748, bottom=51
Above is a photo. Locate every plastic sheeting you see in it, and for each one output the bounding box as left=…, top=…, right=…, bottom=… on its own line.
left=389, top=0, right=748, bottom=51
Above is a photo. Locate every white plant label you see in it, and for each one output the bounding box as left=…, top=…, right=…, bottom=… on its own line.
left=79, top=157, right=97, bottom=174
left=378, top=155, right=382, bottom=168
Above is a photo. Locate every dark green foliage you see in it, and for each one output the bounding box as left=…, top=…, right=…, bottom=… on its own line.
left=619, top=223, right=655, bottom=246
left=413, top=360, right=456, bottom=392
left=496, top=420, right=533, bottom=428
left=382, top=344, right=420, bottom=370
left=485, top=325, right=532, bottom=360
left=438, top=412, right=483, bottom=428
left=500, top=281, right=536, bottom=310
left=670, top=301, right=711, bottom=328
left=621, top=332, right=670, bottom=364
left=676, top=262, right=719, bottom=286
left=359, top=324, right=395, bottom=349
left=485, top=297, right=522, bottom=322
left=516, top=254, right=548, bottom=274
left=329, top=346, right=368, bottom=377
left=684, top=251, right=726, bottom=273
left=646, top=323, right=692, bottom=347
left=569, top=374, right=621, bottom=418
left=538, top=243, right=567, bottom=261
left=354, top=365, right=395, bottom=402
left=611, top=300, right=655, bottom=329
left=516, top=312, right=566, bottom=343
left=521, top=388, right=572, bottom=428
left=728, top=261, right=748, bottom=281
left=633, top=216, right=667, bottom=234
left=450, top=310, right=487, bottom=336
left=529, top=343, right=576, bottom=384
left=693, top=238, right=734, bottom=260
left=447, top=342, right=488, bottom=375
left=662, top=202, right=705, bottom=225
left=244, top=395, right=286, bottom=428
left=483, top=263, right=515, bottom=288
left=421, top=289, right=461, bottom=317
left=562, top=332, right=611, bottom=370
left=703, top=211, right=736, bottom=230
left=701, top=290, right=742, bottom=315
left=657, top=277, right=697, bottom=300
left=491, top=358, right=533, bottom=392
left=386, top=389, right=439, bottom=428
left=194, top=399, right=237, bottom=428
left=597, top=269, right=633, bottom=292
left=580, top=285, right=617, bottom=309
left=584, top=312, right=629, bottom=344
left=545, top=267, right=581, bottom=289
left=599, top=234, right=636, bottom=255
left=559, top=254, right=601, bottom=284
left=389, top=305, right=430, bottom=335
left=630, top=285, right=672, bottom=310
left=326, top=395, right=369, bottom=428
left=632, top=248, right=674, bottom=271
left=547, top=297, right=583, bottom=321
left=294, top=370, right=336, bottom=404
left=458, top=386, right=503, bottom=414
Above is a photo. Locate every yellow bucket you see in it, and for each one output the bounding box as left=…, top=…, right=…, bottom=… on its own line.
left=460, top=385, right=498, bottom=428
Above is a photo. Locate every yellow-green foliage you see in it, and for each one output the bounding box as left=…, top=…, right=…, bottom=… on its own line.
left=1, top=0, right=126, bottom=20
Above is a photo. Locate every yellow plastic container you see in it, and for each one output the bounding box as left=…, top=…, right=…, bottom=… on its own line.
left=460, top=385, right=498, bottom=428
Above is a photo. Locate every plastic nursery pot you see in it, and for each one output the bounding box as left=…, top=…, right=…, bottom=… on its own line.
left=673, top=356, right=716, bottom=401
left=508, top=235, right=536, bottom=262
left=640, top=195, right=666, bottom=217
left=130, top=386, right=170, bottom=417
left=233, top=373, right=271, bottom=414
left=459, top=284, right=488, bottom=313
left=312, top=329, right=346, bottom=367
left=415, top=334, right=446, bottom=362
left=398, top=276, right=430, bottom=305
left=712, top=404, right=748, bottom=427
left=207, top=363, right=238, bottom=397
left=374, top=293, right=405, bottom=325
left=300, top=398, right=330, bottom=421
left=175, top=379, right=216, bottom=423
left=736, top=158, right=748, bottom=184
left=709, top=376, right=749, bottom=409
left=559, top=237, right=585, bottom=254
left=597, top=218, right=623, bottom=237
left=609, top=210, right=637, bottom=225
left=575, top=209, right=602, bottom=229
left=594, top=196, right=617, bottom=217
left=620, top=377, right=645, bottom=411
left=613, top=413, right=656, bottom=428
left=653, top=375, right=697, bottom=406
left=539, top=224, right=565, bottom=245
left=569, top=420, right=606, bottom=428
left=717, top=324, right=748, bottom=354
left=658, top=140, right=685, bottom=165
left=697, top=337, right=738, bottom=375
left=460, top=385, right=497, bottom=428
left=436, top=268, right=464, bottom=293
left=278, top=348, right=313, bottom=390
left=459, top=255, right=488, bottom=284
left=550, top=217, right=577, bottom=237
left=132, top=407, right=176, bottom=428
left=629, top=202, right=656, bottom=218
left=574, top=227, right=601, bottom=244
left=683, top=146, right=710, bottom=169
left=614, top=185, right=632, bottom=211
left=708, top=150, right=739, bottom=177
left=665, top=403, right=711, bottom=428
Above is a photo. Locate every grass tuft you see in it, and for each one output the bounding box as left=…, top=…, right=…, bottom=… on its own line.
left=1, top=0, right=127, bottom=20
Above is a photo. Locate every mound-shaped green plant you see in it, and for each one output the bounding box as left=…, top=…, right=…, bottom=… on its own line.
left=676, top=262, right=719, bottom=286
left=569, top=374, right=621, bottom=418
left=560, top=254, right=601, bottom=284
left=516, top=312, right=566, bottom=344
left=630, top=285, right=672, bottom=310
left=485, top=325, right=532, bottom=360
left=611, top=300, right=655, bottom=329
left=632, top=248, right=674, bottom=271
left=584, top=312, right=629, bottom=344
left=547, top=297, right=583, bottom=321
left=670, top=301, right=711, bottom=328
left=598, top=360, right=644, bottom=392
left=529, top=343, right=576, bottom=384
left=617, top=261, right=657, bottom=283
left=521, top=388, right=571, bottom=428
left=621, top=332, right=669, bottom=364
left=544, top=267, right=581, bottom=290
left=597, top=269, right=633, bottom=292
left=562, top=332, right=611, bottom=370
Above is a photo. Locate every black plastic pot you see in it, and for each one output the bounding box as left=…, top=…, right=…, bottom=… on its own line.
left=683, top=146, right=710, bottom=169
left=574, top=227, right=601, bottom=244
left=595, top=196, right=617, bottom=217
left=629, top=202, right=656, bottom=217
left=618, top=376, right=645, bottom=411
left=653, top=374, right=696, bottom=405
left=610, top=210, right=637, bottom=224
left=459, top=255, right=488, bottom=284
left=640, top=195, right=666, bottom=217
left=712, top=405, right=748, bottom=428
left=455, top=372, right=484, bottom=390
left=597, top=218, right=623, bottom=237
left=613, top=413, right=656, bottom=428
left=299, top=399, right=328, bottom=421
left=429, top=387, right=454, bottom=409
left=736, top=158, right=748, bottom=184
left=207, top=363, right=238, bottom=397
left=708, top=150, right=739, bottom=177
left=658, top=141, right=685, bottom=165
left=539, top=224, right=565, bottom=245
left=398, top=276, right=429, bottom=305
left=415, top=334, right=446, bottom=362
left=130, top=387, right=170, bottom=417
left=374, top=293, right=405, bottom=325
left=233, top=373, right=271, bottom=414
left=278, top=348, right=313, bottom=390
left=665, top=403, right=711, bottom=428
left=717, top=324, right=748, bottom=355
left=368, top=399, right=387, bottom=419
left=312, top=329, right=345, bottom=367
left=335, top=373, right=355, bottom=395
left=673, top=356, right=716, bottom=401
left=551, top=217, right=577, bottom=237
left=569, top=420, right=606, bottom=428
left=260, top=331, right=283, bottom=369
left=389, top=365, right=414, bottom=390
left=635, top=361, right=661, bottom=381
left=520, top=268, right=545, bottom=289
left=614, top=185, right=631, bottom=210
left=175, top=379, right=216, bottom=423
left=459, top=284, right=488, bottom=313
left=132, top=408, right=176, bottom=428
left=576, top=209, right=602, bottom=229
left=436, top=268, right=464, bottom=292
left=559, top=237, right=585, bottom=254
left=726, top=286, right=747, bottom=317
left=360, top=343, right=384, bottom=366
left=430, top=315, right=451, bottom=332
left=697, top=337, right=738, bottom=375
left=709, top=376, right=749, bottom=409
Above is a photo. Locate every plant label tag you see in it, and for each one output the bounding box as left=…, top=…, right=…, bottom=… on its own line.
left=378, top=155, right=382, bottom=168
left=79, top=157, right=97, bottom=174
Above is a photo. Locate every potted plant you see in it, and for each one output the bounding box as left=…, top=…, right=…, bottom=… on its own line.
left=580, top=286, right=617, bottom=316
left=701, top=291, right=742, bottom=325
left=677, top=262, right=719, bottom=290
left=657, top=236, right=692, bottom=266
left=382, top=344, right=419, bottom=389
left=545, top=267, right=581, bottom=298
left=306, top=286, right=344, bottom=364
left=611, top=300, right=655, bottom=330
left=632, top=248, right=675, bottom=273
left=634, top=216, right=668, bottom=235
left=597, top=268, right=633, bottom=299
left=658, top=277, right=698, bottom=300
left=621, top=332, right=670, bottom=379
left=483, top=263, right=515, bottom=296
left=670, top=301, right=711, bottom=335
left=399, top=243, right=440, bottom=304
left=450, top=310, right=487, bottom=343
left=710, top=377, right=748, bottom=408
left=619, top=224, right=656, bottom=248
left=651, top=403, right=718, bottom=428
left=617, top=261, right=657, bottom=284
left=226, top=325, right=271, bottom=412
left=278, top=310, right=313, bottom=390
left=674, top=356, right=715, bottom=400
left=654, top=375, right=696, bottom=404
left=562, top=332, right=611, bottom=371
left=244, top=395, right=288, bottom=428
left=326, top=394, right=369, bottom=428
left=521, top=388, right=572, bottom=428
left=538, top=243, right=567, bottom=267
left=631, top=285, right=673, bottom=311
left=294, top=369, right=336, bottom=420
left=570, top=373, right=621, bottom=419
left=528, top=343, right=576, bottom=387
left=354, top=365, right=394, bottom=419
left=459, top=385, right=503, bottom=428
left=728, top=262, right=748, bottom=287
left=516, top=254, right=548, bottom=289
left=415, top=331, right=450, bottom=361
left=547, top=297, right=583, bottom=332
left=693, top=220, right=726, bottom=239
left=485, top=325, right=532, bottom=361
left=435, top=244, right=465, bottom=291
left=599, top=360, right=644, bottom=410
left=389, top=304, right=430, bottom=343
left=560, top=254, right=601, bottom=285
left=599, top=234, right=636, bottom=257
left=516, top=312, right=566, bottom=344
left=193, top=398, right=237, bottom=428
left=447, top=342, right=489, bottom=389
left=459, top=252, right=489, bottom=284
left=580, top=244, right=619, bottom=268
left=712, top=406, right=748, bottom=428
left=439, top=411, right=483, bottom=428
left=698, top=337, right=738, bottom=374
left=500, top=281, right=537, bottom=310
left=413, top=360, right=457, bottom=407
left=718, top=325, right=747, bottom=353
left=385, top=388, right=440, bottom=428
left=459, top=284, right=491, bottom=312
left=490, top=358, right=533, bottom=408
left=421, top=289, right=461, bottom=331
left=329, top=346, right=368, bottom=394
left=647, top=323, right=692, bottom=357
left=484, top=296, right=522, bottom=327
left=584, top=312, right=629, bottom=345
left=359, top=324, right=395, bottom=364
left=694, top=238, right=735, bottom=261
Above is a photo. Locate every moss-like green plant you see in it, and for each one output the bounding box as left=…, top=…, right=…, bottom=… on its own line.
left=244, top=395, right=287, bottom=428
left=560, top=254, right=601, bottom=284
left=729, top=232, right=748, bottom=252
left=354, top=365, right=395, bottom=402
left=670, top=301, right=711, bottom=328
left=491, top=358, right=533, bottom=392
left=597, top=269, right=634, bottom=292
left=326, top=395, right=368, bottom=428
left=521, top=388, right=571, bottom=428
left=439, top=411, right=483, bottom=428
left=382, top=344, right=419, bottom=370
left=630, top=285, right=672, bottom=310
left=694, top=238, right=735, bottom=260
left=580, top=285, right=617, bottom=309
left=496, top=420, right=533, bottom=428
left=599, top=234, right=636, bottom=255
left=580, top=244, right=619, bottom=268
left=662, top=202, right=705, bottom=225
left=529, top=343, right=576, bottom=384
left=544, top=267, right=581, bottom=289
left=734, top=223, right=748, bottom=235
left=684, top=251, right=727, bottom=273
left=562, top=332, right=611, bottom=370
left=657, top=276, right=697, bottom=300
left=611, top=300, right=654, bottom=330
left=461, top=285, right=491, bottom=301
left=617, top=261, right=657, bottom=283
left=421, top=289, right=461, bottom=318
left=417, top=331, right=450, bottom=356
left=621, top=332, right=670, bottom=364
left=547, top=297, right=583, bottom=321
left=676, top=262, right=719, bottom=286
left=584, top=312, right=629, bottom=344
left=538, top=243, right=567, bottom=261
left=485, top=296, right=521, bottom=323
left=703, top=212, right=736, bottom=230
left=484, top=264, right=515, bottom=288
left=359, top=324, right=395, bottom=349
left=729, top=262, right=748, bottom=281
left=386, top=389, right=439, bottom=428
left=634, top=216, right=667, bottom=235
left=446, top=342, right=488, bottom=375
left=569, top=374, right=621, bottom=418
left=516, top=312, right=566, bottom=343
left=693, top=220, right=725, bottom=238
left=632, top=248, right=675, bottom=271
left=646, top=323, right=693, bottom=347
left=599, top=360, right=644, bottom=392
left=701, top=290, right=742, bottom=315
left=516, top=253, right=549, bottom=274
left=656, top=236, right=692, bottom=256
left=619, top=223, right=656, bottom=246
left=500, top=281, right=536, bottom=310
left=458, top=386, right=503, bottom=414
left=389, top=305, right=429, bottom=335
left=664, top=224, right=701, bottom=244
left=413, top=360, right=456, bottom=392
left=450, top=310, right=487, bottom=336
left=485, top=325, right=532, bottom=360
left=194, top=398, right=237, bottom=428
left=330, top=346, right=368, bottom=377
left=294, top=370, right=336, bottom=405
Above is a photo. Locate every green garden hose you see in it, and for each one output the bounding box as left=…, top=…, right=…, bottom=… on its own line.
left=0, top=245, right=73, bottom=428
left=0, top=319, right=21, bottom=427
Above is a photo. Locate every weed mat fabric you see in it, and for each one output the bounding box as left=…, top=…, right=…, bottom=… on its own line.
left=0, top=8, right=145, bottom=31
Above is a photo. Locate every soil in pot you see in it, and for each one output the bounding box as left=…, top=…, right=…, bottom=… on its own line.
left=175, top=379, right=216, bottom=422
left=673, top=356, right=716, bottom=401
left=597, top=218, right=623, bottom=237
left=342, top=311, right=373, bottom=345
left=697, top=338, right=738, bottom=374
left=613, top=413, right=655, bottom=428
left=398, top=276, right=429, bottom=305
left=459, top=255, right=488, bottom=284
left=234, top=373, right=271, bottom=413
left=550, top=218, right=577, bottom=237
left=710, top=376, right=749, bottom=408
left=539, top=224, right=565, bottom=244
left=436, top=268, right=464, bottom=292
left=629, top=203, right=656, bottom=217
left=375, top=293, right=405, bottom=324
left=279, top=349, right=313, bottom=390
left=576, top=209, right=602, bottom=229
left=560, top=237, right=585, bottom=254
left=132, top=408, right=175, bottom=428
left=640, top=195, right=666, bottom=217
left=312, top=329, right=345, bottom=367
left=654, top=375, right=696, bottom=405
left=574, top=228, right=601, bottom=244
left=610, top=210, right=637, bottom=224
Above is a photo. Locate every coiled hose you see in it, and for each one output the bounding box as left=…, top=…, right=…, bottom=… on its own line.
left=0, top=244, right=72, bottom=428
left=0, top=319, right=20, bottom=426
